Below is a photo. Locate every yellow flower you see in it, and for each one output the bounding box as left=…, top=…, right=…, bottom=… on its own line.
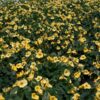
left=13, top=25, right=18, bottom=30
left=74, top=72, right=81, bottom=78
left=66, top=14, right=72, bottom=20
left=34, top=85, right=43, bottom=94
left=95, top=92, right=100, bottom=100
left=68, top=61, right=74, bottom=67
left=36, top=49, right=44, bottom=59
left=35, top=76, right=42, bottom=81
left=0, top=38, right=3, bottom=43
left=16, top=79, right=28, bottom=88
left=57, top=40, right=61, bottom=44
left=24, top=70, right=30, bottom=75
left=59, top=75, right=66, bottom=80
left=80, top=55, right=86, bottom=60
left=47, top=56, right=54, bottom=62
left=82, top=70, right=92, bottom=75
left=79, top=37, right=86, bottom=43
left=78, top=63, right=84, bottom=68
left=95, top=62, right=100, bottom=69
left=27, top=72, right=34, bottom=81
left=72, top=93, right=80, bottom=100
left=64, top=69, right=70, bottom=76
left=50, top=96, right=58, bottom=100
left=10, top=64, right=17, bottom=71
left=53, top=57, right=59, bottom=63
left=10, top=21, right=15, bottom=25
left=31, top=93, right=39, bottom=100
left=68, top=87, right=77, bottom=94
left=2, top=87, right=11, bottom=93
left=0, top=93, right=5, bottom=100
left=40, top=78, right=52, bottom=88
left=16, top=70, right=24, bottom=78
left=30, top=62, right=38, bottom=71
left=79, top=82, right=91, bottom=89
left=37, top=38, right=43, bottom=45
left=25, top=43, right=31, bottom=50
left=51, top=22, right=56, bottom=27
left=21, top=40, right=31, bottom=50
left=25, top=51, right=31, bottom=57
left=56, top=46, right=61, bottom=50
left=16, top=63, right=23, bottom=69
left=94, top=76, right=100, bottom=83
left=60, top=56, right=68, bottom=63
left=83, top=48, right=90, bottom=53
left=73, top=58, right=79, bottom=63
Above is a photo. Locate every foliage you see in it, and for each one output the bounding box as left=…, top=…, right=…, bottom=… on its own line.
left=0, top=0, right=100, bottom=100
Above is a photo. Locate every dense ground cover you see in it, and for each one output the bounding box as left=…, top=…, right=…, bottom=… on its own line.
left=0, top=0, right=100, bottom=100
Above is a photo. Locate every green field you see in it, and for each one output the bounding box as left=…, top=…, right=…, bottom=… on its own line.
left=0, top=0, right=100, bottom=100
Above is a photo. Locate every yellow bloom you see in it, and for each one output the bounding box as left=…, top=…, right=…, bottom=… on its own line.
left=78, top=63, right=84, bottom=68
left=36, top=49, right=44, bottom=59
left=95, top=62, right=100, bottom=69
left=16, top=63, right=23, bottom=69
left=25, top=51, right=31, bottom=57
left=82, top=70, right=92, bottom=75
left=16, top=79, right=28, bottom=88
left=74, top=72, right=81, bottom=78
left=41, top=79, right=47, bottom=85
left=23, top=26, right=27, bottom=30
left=0, top=38, right=3, bottom=43
left=0, top=93, right=5, bottom=100
left=59, top=75, right=66, bottom=80
left=68, top=61, right=74, bottom=67
left=24, top=70, right=30, bottom=75
left=57, top=40, right=61, bottom=44
left=27, top=72, right=34, bottom=81
left=60, top=56, right=68, bottom=63
left=25, top=44, right=31, bottom=50
left=84, top=48, right=90, bottom=53
left=66, top=14, right=72, bottom=20
left=64, top=69, right=70, bottom=76
left=79, top=82, right=91, bottom=89
left=72, top=93, right=80, bottom=100
left=31, top=93, right=39, bottom=100
left=68, top=86, right=77, bottom=94
left=21, top=40, right=31, bottom=50
left=53, top=57, right=59, bottom=63
left=73, top=58, right=79, bottom=63
left=95, top=92, right=100, bottom=100
left=40, top=78, right=52, bottom=88
left=56, top=46, right=61, bottom=50
left=35, top=76, right=42, bottom=81
left=37, top=38, right=43, bottom=45
left=10, top=64, right=17, bottom=71
left=35, top=85, right=43, bottom=94
left=30, top=62, right=38, bottom=71
left=80, top=55, right=86, bottom=60
left=10, top=63, right=24, bottom=71
left=14, top=25, right=18, bottom=30
left=50, top=96, right=58, bottom=100
left=16, top=70, right=24, bottom=78
left=96, top=84, right=100, bottom=91
left=79, top=37, right=86, bottom=43
left=9, top=21, right=15, bottom=25
left=47, top=56, right=54, bottom=62
left=2, top=87, right=11, bottom=93
left=51, top=22, right=56, bottom=27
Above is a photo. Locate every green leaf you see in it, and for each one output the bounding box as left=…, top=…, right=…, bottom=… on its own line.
left=42, top=91, right=49, bottom=100
left=10, top=87, right=19, bottom=95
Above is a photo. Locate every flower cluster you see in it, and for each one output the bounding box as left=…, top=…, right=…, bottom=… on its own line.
left=0, top=0, right=99, bottom=100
